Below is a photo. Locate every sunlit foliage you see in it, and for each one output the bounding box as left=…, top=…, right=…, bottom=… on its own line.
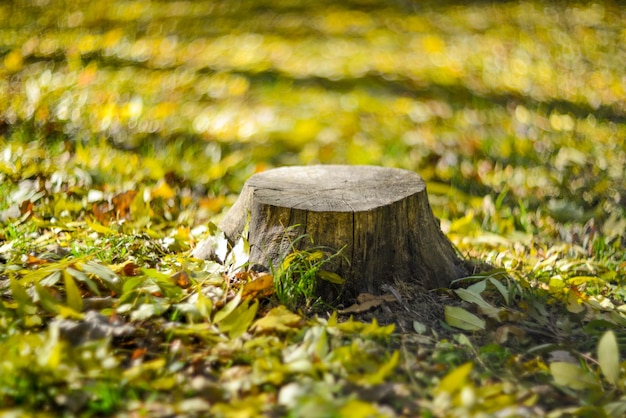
left=1, top=0, right=625, bottom=416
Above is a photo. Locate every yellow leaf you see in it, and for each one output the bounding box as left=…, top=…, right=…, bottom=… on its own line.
left=38, top=333, right=63, bottom=369
left=242, top=273, right=274, bottom=299
left=566, top=289, right=585, bottom=314
left=306, top=251, right=324, bottom=261
left=338, top=399, right=380, bottom=418
left=64, top=270, right=84, bottom=312
left=280, top=253, right=298, bottom=270
left=151, top=179, right=175, bottom=199
left=196, top=287, right=213, bottom=319
left=213, top=291, right=242, bottom=324
left=9, top=276, right=32, bottom=307
left=4, top=50, right=23, bottom=73
left=436, top=362, right=473, bottom=394
left=362, top=318, right=395, bottom=338
left=86, top=218, right=118, bottom=235
left=252, top=305, right=302, bottom=333
left=327, top=310, right=338, bottom=327
left=336, top=317, right=365, bottom=334
left=448, top=210, right=476, bottom=234
left=123, top=358, right=167, bottom=381
left=219, top=299, right=259, bottom=338
left=357, top=351, right=399, bottom=385
left=317, top=270, right=345, bottom=284
left=422, top=35, right=446, bottom=54
left=548, top=276, right=565, bottom=290
left=35, top=284, right=60, bottom=315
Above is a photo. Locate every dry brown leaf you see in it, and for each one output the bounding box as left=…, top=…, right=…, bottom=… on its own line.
left=19, top=200, right=34, bottom=219
left=339, top=293, right=396, bottom=314
left=92, top=201, right=113, bottom=224
left=24, top=254, right=50, bottom=267
left=123, top=262, right=141, bottom=277
left=112, top=190, right=137, bottom=220
left=110, top=260, right=140, bottom=276
left=494, top=325, right=527, bottom=344
left=171, top=271, right=192, bottom=288
left=91, top=190, right=138, bottom=223
left=357, top=293, right=396, bottom=303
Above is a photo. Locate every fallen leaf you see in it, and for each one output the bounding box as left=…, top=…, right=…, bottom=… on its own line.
left=4, top=49, right=23, bottom=72
left=358, top=293, right=395, bottom=303
left=91, top=201, right=113, bottom=224
left=112, top=190, right=137, bottom=220
left=86, top=217, right=118, bottom=234
left=123, top=262, right=141, bottom=276
left=132, top=347, right=148, bottom=360
left=218, top=299, right=259, bottom=338
left=19, top=199, right=34, bottom=219
left=171, top=270, right=192, bottom=288
left=241, top=272, right=274, bottom=299
left=355, top=350, right=400, bottom=385
left=25, top=254, right=50, bottom=267
left=213, top=292, right=242, bottom=324
left=494, top=325, right=526, bottom=344
left=91, top=190, right=138, bottom=223
left=444, top=306, right=486, bottom=331
left=339, top=299, right=380, bottom=314
left=436, top=362, right=473, bottom=394
left=413, top=321, right=427, bottom=334
left=64, top=270, right=84, bottom=312
left=566, top=289, right=585, bottom=314
left=338, top=399, right=380, bottom=418
left=252, top=305, right=302, bottom=333
left=598, top=331, right=620, bottom=385
left=110, top=260, right=141, bottom=276
left=151, top=179, right=175, bottom=199
left=338, top=293, right=396, bottom=314
left=550, top=362, right=599, bottom=390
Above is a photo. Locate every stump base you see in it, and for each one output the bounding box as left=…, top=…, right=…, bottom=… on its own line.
left=196, top=165, right=468, bottom=303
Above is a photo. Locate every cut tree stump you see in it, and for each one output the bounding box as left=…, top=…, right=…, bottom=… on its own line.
left=195, top=165, right=468, bottom=302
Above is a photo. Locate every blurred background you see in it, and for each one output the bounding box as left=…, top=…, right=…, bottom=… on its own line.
left=1, top=0, right=625, bottom=227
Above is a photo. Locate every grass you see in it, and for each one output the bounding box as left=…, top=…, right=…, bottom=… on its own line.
left=1, top=0, right=625, bottom=416
left=272, top=233, right=347, bottom=312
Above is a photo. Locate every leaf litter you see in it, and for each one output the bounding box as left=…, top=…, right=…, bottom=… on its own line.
left=1, top=0, right=626, bottom=416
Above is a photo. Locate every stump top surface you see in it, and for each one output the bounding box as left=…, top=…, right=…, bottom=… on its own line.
left=247, top=165, right=425, bottom=212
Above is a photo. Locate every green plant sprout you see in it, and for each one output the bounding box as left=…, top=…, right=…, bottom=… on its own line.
left=271, top=231, right=347, bottom=313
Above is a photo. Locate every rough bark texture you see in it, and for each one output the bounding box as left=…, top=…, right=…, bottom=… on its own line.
left=211, top=165, right=467, bottom=301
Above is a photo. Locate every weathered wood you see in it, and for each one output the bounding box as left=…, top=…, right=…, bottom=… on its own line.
left=198, top=165, right=468, bottom=302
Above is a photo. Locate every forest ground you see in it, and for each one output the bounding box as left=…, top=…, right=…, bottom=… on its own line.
left=1, top=1, right=625, bottom=416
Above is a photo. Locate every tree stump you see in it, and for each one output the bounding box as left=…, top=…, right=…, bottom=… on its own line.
left=199, top=165, right=468, bottom=302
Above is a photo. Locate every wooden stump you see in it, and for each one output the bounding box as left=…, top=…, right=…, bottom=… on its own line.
left=199, top=165, right=467, bottom=302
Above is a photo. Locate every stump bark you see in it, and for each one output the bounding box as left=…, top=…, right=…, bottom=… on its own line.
left=200, top=165, right=467, bottom=302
